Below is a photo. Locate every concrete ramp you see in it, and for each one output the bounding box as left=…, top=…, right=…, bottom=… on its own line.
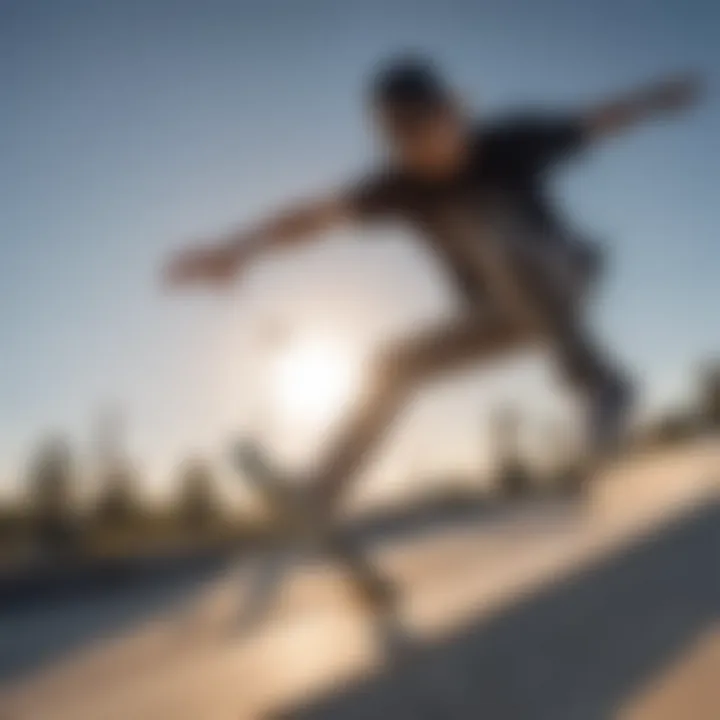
left=0, top=442, right=717, bottom=719
left=276, top=500, right=720, bottom=720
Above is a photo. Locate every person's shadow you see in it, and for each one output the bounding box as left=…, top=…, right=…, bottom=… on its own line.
left=271, top=499, right=720, bottom=720
left=0, top=549, right=235, bottom=685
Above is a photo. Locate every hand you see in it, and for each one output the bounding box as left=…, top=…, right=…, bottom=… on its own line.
left=648, top=73, right=704, bottom=113
left=162, top=241, right=245, bottom=290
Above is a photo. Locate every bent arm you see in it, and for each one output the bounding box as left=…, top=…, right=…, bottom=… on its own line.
left=221, top=194, right=354, bottom=261
left=164, top=194, right=357, bottom=287
left=583, top=73, right=703, bottom=140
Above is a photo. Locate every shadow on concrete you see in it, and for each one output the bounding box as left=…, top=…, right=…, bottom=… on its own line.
left=0, top=549, right=235, bottom=685
left=273, top=500, right=720, bottom=720
left=0, top=494, right=580, bottom=689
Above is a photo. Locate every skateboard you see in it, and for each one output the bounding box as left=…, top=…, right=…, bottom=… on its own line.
left=231, top=439, right=408, bottom=651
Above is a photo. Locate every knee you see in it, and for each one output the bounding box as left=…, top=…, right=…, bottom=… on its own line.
left=370, top=343, right=423, bottom=397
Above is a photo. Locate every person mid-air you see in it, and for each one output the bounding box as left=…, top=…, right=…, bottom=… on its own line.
left=165, top=57, right=702, bottom=509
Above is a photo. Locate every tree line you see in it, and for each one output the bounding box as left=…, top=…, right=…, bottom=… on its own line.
left=1, top=362, right=717, bottom=559
left=0, top=444, right=247, bottom=559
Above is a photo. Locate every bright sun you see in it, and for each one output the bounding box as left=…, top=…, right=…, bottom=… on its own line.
left=272, top=336, right=359, bottom=428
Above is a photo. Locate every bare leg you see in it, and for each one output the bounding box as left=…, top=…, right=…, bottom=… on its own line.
left=311, top=312, right=526, bottom=507
left=308, top=229, right=627, bottom=509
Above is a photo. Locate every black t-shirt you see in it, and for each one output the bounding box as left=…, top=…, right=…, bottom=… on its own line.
left=348, top=115, right=589, bottom=304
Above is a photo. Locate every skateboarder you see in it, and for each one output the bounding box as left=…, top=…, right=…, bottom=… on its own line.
left=165, top=57, right=701, bottom=511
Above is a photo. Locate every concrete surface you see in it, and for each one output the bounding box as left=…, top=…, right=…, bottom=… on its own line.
left=0, top=440, right=717, bottom=720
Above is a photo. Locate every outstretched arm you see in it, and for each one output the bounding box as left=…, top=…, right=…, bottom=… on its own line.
left=164, top=195, right=353, bottom=288
left=583, top=73, right=704, bottom=140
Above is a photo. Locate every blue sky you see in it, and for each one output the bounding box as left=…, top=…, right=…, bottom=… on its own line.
left=1, top=0, right=718, bottom=498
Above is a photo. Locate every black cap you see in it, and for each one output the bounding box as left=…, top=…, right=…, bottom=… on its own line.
left=370, top=55, right=450, bottom=111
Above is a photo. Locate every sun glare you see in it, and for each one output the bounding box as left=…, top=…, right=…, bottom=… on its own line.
left=272, top=335, right=360, bottom=428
